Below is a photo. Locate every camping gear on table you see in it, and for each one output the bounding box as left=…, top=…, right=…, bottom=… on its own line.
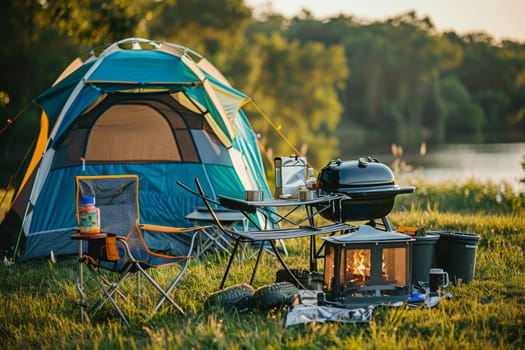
left=245, top=190, right=264, bottom=201
left=317, top=157, right=415, bottom=223
left=305, top=167, right=319, bottom=190
left=298, top=189, right=317, bottom=202
left=0, top=38, right=272, bottom=261
left=78, top=195, right=100, bottom=235
left=274, top=155, right=307, bottom=198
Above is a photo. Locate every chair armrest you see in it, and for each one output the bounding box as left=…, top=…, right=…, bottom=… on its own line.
left=140, top=223, right=212, bottom=233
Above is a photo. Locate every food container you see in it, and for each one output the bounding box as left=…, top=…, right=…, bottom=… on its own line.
left=245, top=190, right=264, bottom=201
left=318, top=157, right=415, bottom=221
left=298, top=189, right=317, bottom=201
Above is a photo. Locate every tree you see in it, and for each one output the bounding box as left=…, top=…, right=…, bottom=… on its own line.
left=284, top=11, right=468, bottom=151
left=438, top=77, right=485, bottom=141
left=236, top=31, right=348, bottom=167
left=447, top=33, right=525, bottom=140
left=42, top=0, right=148, bottom=46
left=0, top=0, right=147, bottom=186
left=147, top=0, right=252, bottom=68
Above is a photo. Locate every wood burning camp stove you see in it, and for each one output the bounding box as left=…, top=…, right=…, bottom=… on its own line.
left=313, top=157, right=417, bottom=307
left=321, top=225, right=414, bottom=307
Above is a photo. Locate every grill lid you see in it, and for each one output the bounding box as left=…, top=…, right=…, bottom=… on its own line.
left=316, top=157, right=415, bottom=221
left=319, top=157, right=395, bottom=192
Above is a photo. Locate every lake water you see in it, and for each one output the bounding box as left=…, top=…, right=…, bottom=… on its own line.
left=371, top=142, right=525, bottom=193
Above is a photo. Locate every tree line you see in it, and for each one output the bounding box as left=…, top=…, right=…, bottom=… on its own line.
left=1, top=0, right=524, bottom=183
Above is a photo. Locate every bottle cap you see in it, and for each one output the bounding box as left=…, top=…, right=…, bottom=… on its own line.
left=80, top=195, right=95, bottom=205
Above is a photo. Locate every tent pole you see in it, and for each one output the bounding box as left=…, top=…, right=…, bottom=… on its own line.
left=12, top=211, right=27, bottom=261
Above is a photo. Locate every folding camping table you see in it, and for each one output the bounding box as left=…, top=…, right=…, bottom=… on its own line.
left=218, top=194, right=353, bottom=271
left=185, top=206, right=246, bottom=257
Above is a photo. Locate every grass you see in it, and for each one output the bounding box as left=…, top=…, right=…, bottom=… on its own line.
left=1, top=179, right=525, bottom=349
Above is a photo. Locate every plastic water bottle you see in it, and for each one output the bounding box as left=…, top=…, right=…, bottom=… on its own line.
left=79, top=195, right=100, bottom=234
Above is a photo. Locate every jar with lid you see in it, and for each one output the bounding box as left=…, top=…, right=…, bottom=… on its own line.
left=79, top=195, right=100, bottom=234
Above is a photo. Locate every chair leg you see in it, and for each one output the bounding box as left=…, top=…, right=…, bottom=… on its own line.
left=134, top=263, right=185, bottom=315
left=136, top=273, right=141, bottom=305
left=153, top=258, right=190, bottom=312
left=153, top=231, right=197, bottom=312
left=98, top=274, right=128, bottom=301
left=76, top=241, right=85, bottom=323
left=249, top=242, right=266, bottom=285
left=219, top=239, right=241, bottom=290
left=76, top=278, right=87, bottom=323
left=279, top=239, right=289, bottom=256
left=86, top=265, right=131, bottom=326
left=269, top=240, right=307, bottom=289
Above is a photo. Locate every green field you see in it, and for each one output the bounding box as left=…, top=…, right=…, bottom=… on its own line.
left=1, top=179, right=524, bottom=349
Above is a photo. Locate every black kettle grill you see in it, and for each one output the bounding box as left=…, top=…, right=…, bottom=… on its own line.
left=318, top=157, right=415, bottom=222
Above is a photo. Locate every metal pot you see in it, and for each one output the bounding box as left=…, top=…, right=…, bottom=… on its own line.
left=245, top=190, right=264, bottom=201
left=318, top=157, right=415, bottom=221
left=298, top=189, right=317, bottom=201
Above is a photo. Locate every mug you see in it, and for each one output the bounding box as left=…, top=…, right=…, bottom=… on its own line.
left=429, top=268, right=449, bottom=292
left=298, top=189, right=317, bottom=201
left=245, top=190, right=264, bottom=201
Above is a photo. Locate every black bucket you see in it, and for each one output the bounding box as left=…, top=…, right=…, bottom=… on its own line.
left=411, top=233, right=440, bottom=285
left=432, top=231, right=481, bottom=284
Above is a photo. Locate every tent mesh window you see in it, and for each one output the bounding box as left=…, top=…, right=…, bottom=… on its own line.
left=52, top=93, right=212, bottom=167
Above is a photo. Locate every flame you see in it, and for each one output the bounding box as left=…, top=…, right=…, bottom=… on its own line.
left=346, top=249, right=370, bottom=285
left=356, top=250, right=367, bottom=279
left=382, top=253, right=388, bottom=280
left=346, top=249, right=390, bottom=284
left=338, top=246, right=408, bottom=294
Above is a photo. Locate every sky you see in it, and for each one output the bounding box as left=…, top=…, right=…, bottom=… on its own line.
left=246, top=0, right=525, bottom=42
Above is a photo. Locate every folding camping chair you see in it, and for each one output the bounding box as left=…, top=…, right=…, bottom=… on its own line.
left=72, top=175, right=211, bottom=326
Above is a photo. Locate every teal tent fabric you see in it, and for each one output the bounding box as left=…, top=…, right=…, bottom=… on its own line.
left=2, top=38, right=272, bottom=261
left=35, top=61, right=96, bottom=129
left=86, top=50, right=200, bottom=85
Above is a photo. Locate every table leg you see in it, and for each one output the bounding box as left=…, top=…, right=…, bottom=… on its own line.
left=306, top=205, right=317, bottom=272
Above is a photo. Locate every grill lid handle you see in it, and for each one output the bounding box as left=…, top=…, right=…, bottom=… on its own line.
left=326, top=158, right=343, bottom=167
left=358, top=156, right=379, bottom=168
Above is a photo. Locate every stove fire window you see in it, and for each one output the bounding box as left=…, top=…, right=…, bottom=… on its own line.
left=322, top=226, right=413, bottom=304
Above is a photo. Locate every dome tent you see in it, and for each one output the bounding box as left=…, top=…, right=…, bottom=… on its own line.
left=1, top=38, right=271, bottom=261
